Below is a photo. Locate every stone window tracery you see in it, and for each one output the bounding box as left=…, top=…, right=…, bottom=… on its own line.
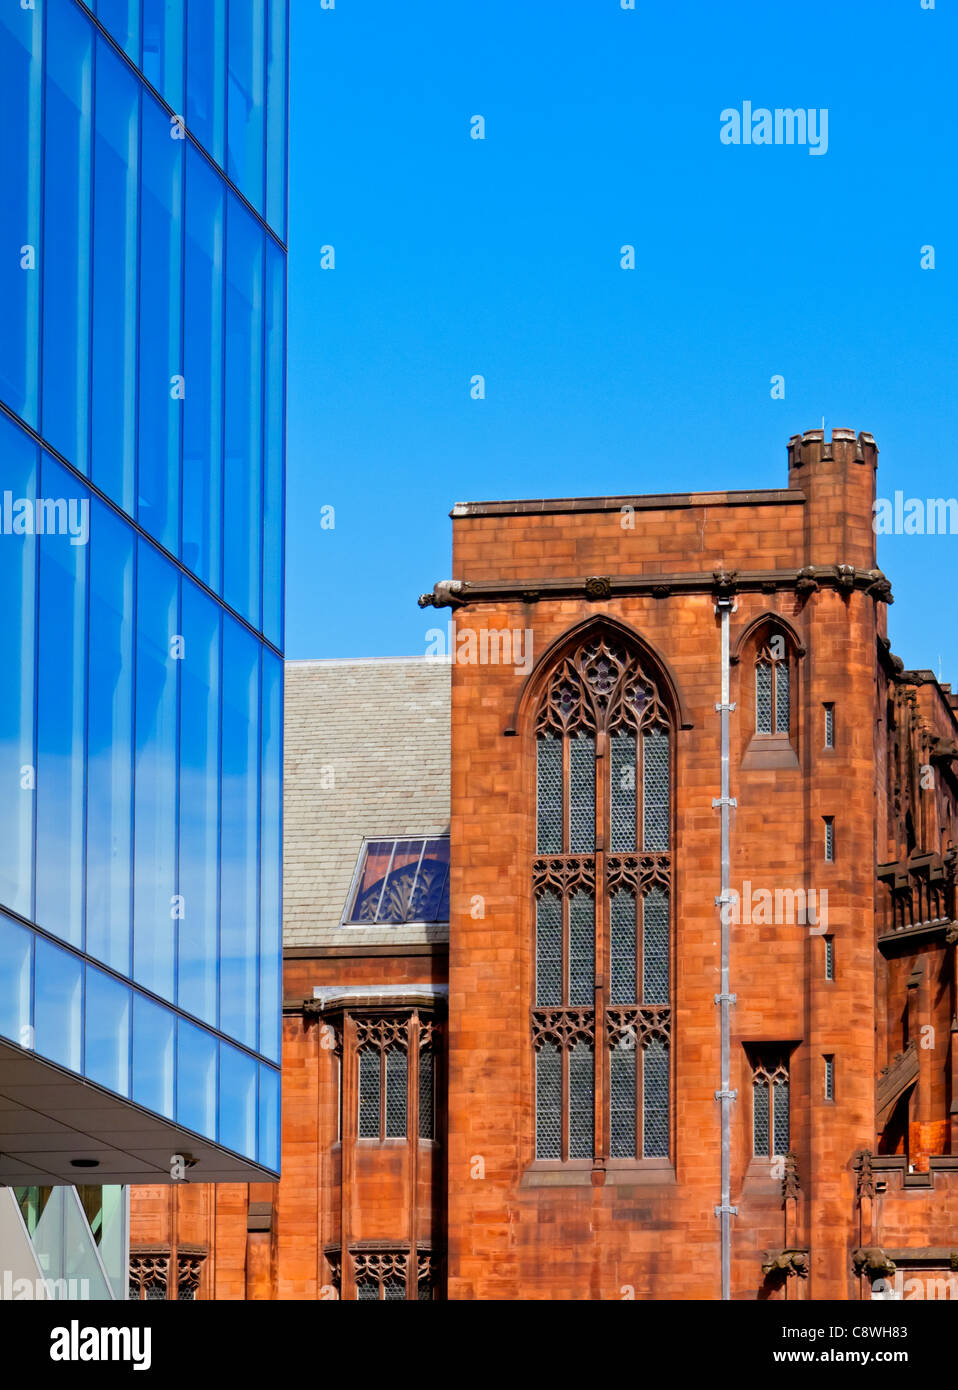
left=532, top=633, right=673, bottom=1164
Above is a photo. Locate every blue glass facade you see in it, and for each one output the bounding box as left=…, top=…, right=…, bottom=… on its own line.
left=0, top=0, right=286, bottom=1175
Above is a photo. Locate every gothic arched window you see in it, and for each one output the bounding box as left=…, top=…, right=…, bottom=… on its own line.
left=755, top=637, right=790, bottom=736
left=532, top=633, right=673, bottom=1164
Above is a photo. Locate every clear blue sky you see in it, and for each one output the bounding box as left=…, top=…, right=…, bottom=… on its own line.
left=285, top=0, right=957, bottom=678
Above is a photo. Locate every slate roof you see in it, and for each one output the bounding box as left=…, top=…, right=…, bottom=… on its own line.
left=283, top=657, right=451, bottom=948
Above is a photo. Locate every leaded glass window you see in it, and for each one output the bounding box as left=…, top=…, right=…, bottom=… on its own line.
left=358, top=1047, right=380, bottom=1139
left=755, top=637, right=790, bottom=737
left=610, top=890, right=636, bottom=1005
left=535, top=891, right=562, bottom=1006
left=535, top=1041, right=561, bottom=1159
left=642, top=888, right=669, bottom=1005
left=418, top=1048, right=434, bottom=1140
left=752, top=1055, right=790, bottom=1157
left=610, top=1040, right=636, bottom=1158
left=385, top=1047, right=407, bottom=1138
left=568, top=891, right=594, bottom=1006
left=531, top=631, right=674, bottom=1165
left=643, top=1038, right=669, bottom=1158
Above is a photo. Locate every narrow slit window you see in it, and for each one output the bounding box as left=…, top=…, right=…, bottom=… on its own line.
left=824, top=817, right=834, bottom=862
left=824, top=703, right=834, bottom=748
left=752, top=1055, right=789, bottom=1157
left=824, top=1055, right=834, bottom=1102
left=825, top=936, right=834, bottom=981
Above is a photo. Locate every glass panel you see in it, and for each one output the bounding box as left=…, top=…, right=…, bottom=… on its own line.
left=642, top=1038, right=669, bottom=1158
left=408, top=837, right=449, bottom=923
left=358, top=1049, right=380, bottom=1138
left=97, top=0, right=141, bottom=61
left=347, top=841, right=397, bottom=923
left=569, top=734, right=595, bottom=853
left=226, top=0, right=266, bottom=212
left=265, top=0, right=287, bottom=237
left=132, top=993, right=174, bottom=1119
left=62, top=1187, right=111, bottom=1300
left=36, top=455, right=88, bottom=947
left=536, top=737, right=562, bottom=854
left=535, top=1042, right=560, bottom=1159
left=0, top=417, right=37, bottom=919
left=182, top=145, right=224, bottom=591
left=258, top=1063, right=280, bottom=1170
left=263, top=236, right=285, bottom=644
left=642, top=726, right=669, bottom=852
left=0, top=2, right=42, bottom=426
left=223, top=193, right=264, bottom=626
left=87, top=501, right=134, bottom=975
left=535, top=891, right=561, bottom=1006
left=178, top=580, right=220, bottom=1025
left=259, top=651, right=282, bottom=1059
left=0, top=914, right=32, bottom=1047
left=385, top=1048, right=407, bottom=1139
left=143, top=0, right=185, bottom=111
left=610, top=890, right=636, bottom=1005
left=775, top=661, right=790, bottom=734
left=219, top=1040, right=256, bottom=1158
left=185, top=0, right=225, bottom=162
left=377, top=842, right=425, bottom=925
left=642, top=887, right=669, bottom=1006
left=418, top=1049, right=434, bottom=1140
left=356, top=1282, right=379, bottom=1302
left=773, top=1078, right=790, bottom=1155
left=42, top=0, right=92, bottom=472
left=219, top=617, right=260, bottom=1048
left=753, top=1080, right=770, bottom=1156
left=609, top=1040, right=636, bottom=1158
left=133, top=543, right=178, bottom=1000
left=84, top=966, right=130, bottom=1096
left=568, top=891, right=594, bottom=1007
left=383, top=1278, right=405, bottom=1302
left=755, top=661, right=773, bottom=735
left=610, top=731, right=636, bottom=852
left=34, top=938, right=82, bottom=1072
left=138, top=92, right=183, bottom=554
left=568, top=1041, right=594, bottom=1159
left=825, top=704, right=834, bottom=748
left=91, top=37, right=138, bottom=514
left=176, top=1019, right=216, bottom=1139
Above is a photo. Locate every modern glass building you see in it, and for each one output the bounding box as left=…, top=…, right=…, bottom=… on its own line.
left=0, top=0, right=286, bottom=1192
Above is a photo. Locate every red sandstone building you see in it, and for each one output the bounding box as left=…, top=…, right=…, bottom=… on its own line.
left=131, top=429, right=958, bottom=1299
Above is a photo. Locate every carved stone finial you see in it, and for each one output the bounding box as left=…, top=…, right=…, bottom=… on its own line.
left=855, top=1149, right=876, bottom=1201
left=783, top=1150, right=800, bottom=1202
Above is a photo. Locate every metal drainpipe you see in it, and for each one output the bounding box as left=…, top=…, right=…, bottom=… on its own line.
left=713, top=595, right=737, bottom=1300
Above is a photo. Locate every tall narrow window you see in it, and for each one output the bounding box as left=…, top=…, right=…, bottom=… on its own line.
left=824, top=936, right=834, bottom=981
left=824, top=703, right=835, bottom=748
left=532, top=633, right=674, bottom=1165
left=418, top=1047, right=435, bottom=1140
left=755, top=639, right=790, bottom=736
left=752, top=1056, right=790, bottom=1157
left=824, top=1055, right=835, bottom=1102
left=824, top=817, right=835, bottom=862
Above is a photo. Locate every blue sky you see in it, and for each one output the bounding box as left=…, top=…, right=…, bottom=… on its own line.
left=285, top=0, right=957, bottom=677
